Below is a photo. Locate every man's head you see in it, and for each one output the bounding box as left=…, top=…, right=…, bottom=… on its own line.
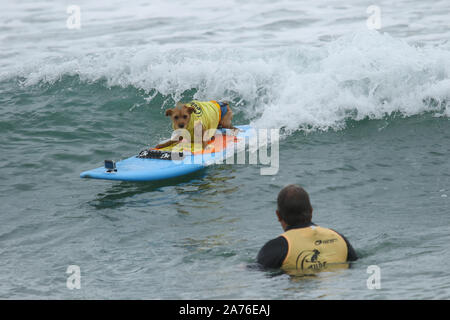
left=276, top=184, right=313, bottom=229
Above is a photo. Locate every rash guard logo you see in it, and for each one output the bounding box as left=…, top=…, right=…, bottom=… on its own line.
left=295, top=249, right=327, bottom=271
left=315, top=238, right=337, bottom=246
left=190, top=102, right=203, bottom=115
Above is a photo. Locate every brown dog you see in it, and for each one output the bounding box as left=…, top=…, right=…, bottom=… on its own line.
left=155, top=100, right=236, bottom=150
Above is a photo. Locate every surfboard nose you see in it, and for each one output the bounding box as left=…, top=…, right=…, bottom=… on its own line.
left=80, top=171, right=90, bottom=178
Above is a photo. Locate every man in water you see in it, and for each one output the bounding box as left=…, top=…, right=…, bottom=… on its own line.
left=257, top=184, right=357, bottom=273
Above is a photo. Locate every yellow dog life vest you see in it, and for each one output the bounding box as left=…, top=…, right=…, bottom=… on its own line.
left=280, top=225, right=349, bottom=274
left=173, top=100, right=221, bottom=142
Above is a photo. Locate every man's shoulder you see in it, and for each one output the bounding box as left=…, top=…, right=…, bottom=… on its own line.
left=257, top=236, right=288, bottom=269
left=262, top=236, right=288, bottom=249
left=326, top=227, right=359, bottom=262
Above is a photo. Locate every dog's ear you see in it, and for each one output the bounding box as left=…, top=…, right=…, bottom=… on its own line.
left=165, top=109, right=173, bottom=117
left=185, top=106, right=195, bottom=114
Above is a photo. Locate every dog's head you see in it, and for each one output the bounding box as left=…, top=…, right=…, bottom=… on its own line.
left=165, top=104, right=195, bottom=129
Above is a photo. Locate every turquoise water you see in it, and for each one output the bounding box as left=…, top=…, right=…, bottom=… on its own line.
left=1, top=0, right=450, bottom=299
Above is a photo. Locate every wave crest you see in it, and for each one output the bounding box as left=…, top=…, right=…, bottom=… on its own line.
left=3, top=31, right=450, bottom=132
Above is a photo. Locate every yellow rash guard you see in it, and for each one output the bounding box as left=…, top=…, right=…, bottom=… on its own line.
left=172, top=100, right=221, bottom=142
left=280, top=225, right=349, bottom=273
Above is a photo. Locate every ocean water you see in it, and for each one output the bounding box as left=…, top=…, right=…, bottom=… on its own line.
left=1, top=0, right=450, bottom=299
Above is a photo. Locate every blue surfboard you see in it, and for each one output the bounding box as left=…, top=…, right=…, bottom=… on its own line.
left=80, top=125, right=255, bottom=182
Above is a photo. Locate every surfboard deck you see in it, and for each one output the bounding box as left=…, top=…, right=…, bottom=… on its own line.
left=80, top=125, right=254, bottom=182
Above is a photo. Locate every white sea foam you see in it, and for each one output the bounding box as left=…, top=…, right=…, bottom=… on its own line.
left=5, top=31, right=449, bottom=133
left=2, top=1, right=449, bottom=133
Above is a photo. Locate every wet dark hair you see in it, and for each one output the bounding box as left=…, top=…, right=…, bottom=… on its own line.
left=277, top=184, right=313, bottom=226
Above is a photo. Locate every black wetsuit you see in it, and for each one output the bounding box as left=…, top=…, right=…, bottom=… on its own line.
left=257, top=222, right=358, bottom=269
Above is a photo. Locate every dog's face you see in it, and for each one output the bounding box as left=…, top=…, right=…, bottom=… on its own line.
left=165, top=105, right=195, bottom=129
